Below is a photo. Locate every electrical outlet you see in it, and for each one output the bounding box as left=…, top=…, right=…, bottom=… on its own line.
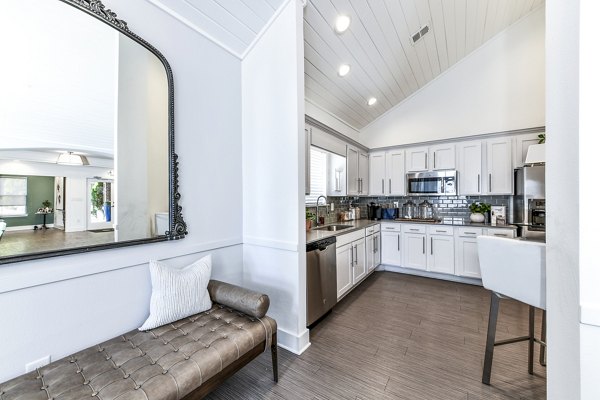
left=25, top=356, right=51, bottom=373
left=330, top=203, right=334, bottom=211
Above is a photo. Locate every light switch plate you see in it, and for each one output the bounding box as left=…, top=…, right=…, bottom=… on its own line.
left=25, top=356, right=51, bottom=373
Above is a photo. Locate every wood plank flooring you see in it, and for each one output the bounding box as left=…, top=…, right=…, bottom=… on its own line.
left=206, top=272, right=546, bottom=399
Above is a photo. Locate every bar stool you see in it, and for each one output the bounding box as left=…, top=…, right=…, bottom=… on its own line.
left=477, top=236, right=546, bottom=385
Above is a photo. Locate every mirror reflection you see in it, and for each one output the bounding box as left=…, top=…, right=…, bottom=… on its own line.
left=0, top=0, right=169, bottom=260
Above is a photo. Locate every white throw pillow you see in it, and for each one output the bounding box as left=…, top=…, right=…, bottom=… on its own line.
left=139, top=255, right=212, bottom=331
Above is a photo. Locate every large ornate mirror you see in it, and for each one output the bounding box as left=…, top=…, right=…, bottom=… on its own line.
left=0, top=0, right=187, bottom=264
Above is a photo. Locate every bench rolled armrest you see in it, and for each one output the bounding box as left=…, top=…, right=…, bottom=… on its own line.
left=208, top=280, right=270, bottom=319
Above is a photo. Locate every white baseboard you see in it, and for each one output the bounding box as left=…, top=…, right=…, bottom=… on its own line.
left=5, top=224, right=55, bottom=232
left=275, top=327, right=311, bottom=354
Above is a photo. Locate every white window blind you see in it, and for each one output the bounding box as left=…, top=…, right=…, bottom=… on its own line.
left=305, top=147, right=327, bottom=205
left=0, top=177, right=28, bottom=217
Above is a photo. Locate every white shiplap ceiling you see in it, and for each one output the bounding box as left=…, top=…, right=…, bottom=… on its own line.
left=146, top=0, right=287, bottom=58
left=304, top=0, right=545, bottom=130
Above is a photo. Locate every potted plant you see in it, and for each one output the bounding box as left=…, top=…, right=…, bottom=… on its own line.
left=469, top=201, right=491, bottom=223
left=41, top=200, right=52, bottom=212
left=306, top=210, right=315, bottom=231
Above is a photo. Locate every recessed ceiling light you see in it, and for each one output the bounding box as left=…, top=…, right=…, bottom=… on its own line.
left=338, top=64, right=351, bottom=77
left=367, top=97, right=377, bottom=106
left=334, top=15, right=351, bottom=34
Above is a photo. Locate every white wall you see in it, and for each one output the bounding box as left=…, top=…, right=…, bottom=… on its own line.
left=0, top=0, right=244, bottom=382
left=241, top=0, right=308, bottom=353
left=359, top=6, right=545, bottom=149
left=63, top=178, right=87, bottom=233
left=546, top=1, right=581, bottom=399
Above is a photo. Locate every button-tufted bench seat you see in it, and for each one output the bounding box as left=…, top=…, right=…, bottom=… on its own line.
left=0, top=280, right=278, bottom=400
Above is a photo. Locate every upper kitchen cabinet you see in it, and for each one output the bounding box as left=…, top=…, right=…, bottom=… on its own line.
left=369, top=150, right=405, bottom=196
left=514, top=132, right=543, bottom=168
left=327, top=152, right=346, bottom=196
left=406, top=144, right=456, bottom=172
left=347, top=145, right=369, bottom=196
left=457, top=140, right=483, bottom=195
left=457, top=137, right=513, bottom=195
left=486, top=137, right=513, bottom=194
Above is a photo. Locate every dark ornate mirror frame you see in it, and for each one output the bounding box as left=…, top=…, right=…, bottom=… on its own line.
left=0, top=0, right=187, bottom=264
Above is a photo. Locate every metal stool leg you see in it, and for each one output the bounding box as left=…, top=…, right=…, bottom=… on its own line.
left=540, top=310, right=547, bottom=366
left=528, top=306, right=535, bottom=374
left=483, top=292, right=500, bottom=385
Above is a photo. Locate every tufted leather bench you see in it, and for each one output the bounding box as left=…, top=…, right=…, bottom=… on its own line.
left=0, top=280, right=278, bottom=400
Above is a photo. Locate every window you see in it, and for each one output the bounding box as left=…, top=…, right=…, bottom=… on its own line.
left=305, top=147, right=327, bottom=205
left=0, top=177, right=28, bottom=217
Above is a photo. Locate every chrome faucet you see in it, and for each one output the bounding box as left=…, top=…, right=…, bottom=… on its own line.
left=316, top=195, right=327, bottom=226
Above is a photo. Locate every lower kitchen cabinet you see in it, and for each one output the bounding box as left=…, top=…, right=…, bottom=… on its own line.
left=336, top=229, right=367, bottom=300
left=402, top=225, right=427, bottom=271
left=455, top=227, right=483, bottom=278
left=366, top=227, right=381, bottom=273
left=427, top=226, right=455, bottom=274
left=381, top=224, right=401, bottom=266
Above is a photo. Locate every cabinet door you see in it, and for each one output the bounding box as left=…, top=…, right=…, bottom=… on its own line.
left=358, top=151, right=369, bottom=195
left=365, top=234, right=374, bottom=272
left=347, top=146, right=359, bottom=195
left=457, top=140, right=482, bottom=195
left=305, top=127, right=311, bottom=195
left=455, top=237, right=481, bottom=278
left=514, top=133, right=542, bottom=168
left=369, top=152, right=386, bottom=195
left=486, top=138, right=513, bottom=194
left=373, top=232, right=381, bottom=269
left=381, top=231, right=401, bottom=266
left=406, top=146, right=429, bottom=172
left=430, top=144, right=456, bottom=170
left=427, top=234, right=455, bottom=274
left=387, top=150, right=405, bottom=195
left=327, top=153, right=347, bottom=196
left=352, top=239, right=366, bottom=283
left=402, top=233, right=427, bottom=270
left=336, top=243, right=353, bottom=299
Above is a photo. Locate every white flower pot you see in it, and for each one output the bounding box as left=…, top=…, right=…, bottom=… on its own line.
left=470, top=213, right=485, bottom=223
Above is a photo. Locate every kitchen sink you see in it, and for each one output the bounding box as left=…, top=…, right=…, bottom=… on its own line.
left=313, top=224, right=353, bottom=232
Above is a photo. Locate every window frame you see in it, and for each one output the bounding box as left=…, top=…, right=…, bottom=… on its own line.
left=0, top=176, right=28, bottom=218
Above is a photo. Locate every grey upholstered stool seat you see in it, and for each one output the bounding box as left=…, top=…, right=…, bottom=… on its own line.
left=0, top=281, right=278, bottom=400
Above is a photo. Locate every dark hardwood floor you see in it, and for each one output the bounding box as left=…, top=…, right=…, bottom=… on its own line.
left=206, top=272, right=546, bottom=400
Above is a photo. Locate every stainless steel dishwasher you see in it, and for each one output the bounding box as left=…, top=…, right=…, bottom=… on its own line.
left=306, top=236, right=337, bottom=327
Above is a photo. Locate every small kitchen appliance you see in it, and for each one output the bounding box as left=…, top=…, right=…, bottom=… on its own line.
left=406, top=170, right=457, bottom=196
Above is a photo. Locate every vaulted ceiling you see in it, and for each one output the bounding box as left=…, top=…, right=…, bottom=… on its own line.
left=304, top=0, right=545, bottom=130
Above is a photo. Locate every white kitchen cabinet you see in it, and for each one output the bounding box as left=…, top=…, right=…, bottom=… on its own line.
left=454, top=227, right=483, bottom=279
left=402, top=225, right=427, bottom=271
left=336, top=243, right=353, bottom=299
left=365, top=224, right=381, bottom=273
left=327, top=152, right=346, bottom=196
left=484, top=227, right=516, bottom=238
left=347, top=146, right=369, bottom=195
left=369, top=150, right=405, bottom=196
left=457, top=140, right=483, bottom=195
left=426, top=227, right=455, bottom=274
left=429, top=143, right=456, bottom=170
left=351, top=238, right=366, bottom=284
left=486, top=137, right=513, bottom=194
left=514, top=132, right=543, bottom=168
left=381, top=224, right=401, bottom=266
left=406, top=146, right=429, bottom=172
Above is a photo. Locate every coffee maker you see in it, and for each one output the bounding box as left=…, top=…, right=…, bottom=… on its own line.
left=367, top=202, right=382, bottom=220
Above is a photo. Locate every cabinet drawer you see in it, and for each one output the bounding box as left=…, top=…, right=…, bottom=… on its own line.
left=484, top=228, right=516, bottom=238
left=381, top=223, right=401, bottom=232
left=456, top=227, right=483, bottom=237
left=365, top=224, right=380, bottom=235
left=337, top=229, right=365, bottom=246
left=402, top=224, right=426, bottom=234
left=427, top=225, right=453, bottom=236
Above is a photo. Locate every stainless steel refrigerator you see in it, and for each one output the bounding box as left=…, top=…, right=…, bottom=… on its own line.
left=512, top=165, right=545, bottom=241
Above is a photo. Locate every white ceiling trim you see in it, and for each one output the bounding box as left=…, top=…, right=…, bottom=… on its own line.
left=145, top=0, right=245, bottom=59
left=359, top=4, right=545, bottom=133
left=305, top=97, right=361, bottom=133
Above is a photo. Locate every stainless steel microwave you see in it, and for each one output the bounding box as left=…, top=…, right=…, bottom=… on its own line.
left=406, top=170, right=457, bottom=196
